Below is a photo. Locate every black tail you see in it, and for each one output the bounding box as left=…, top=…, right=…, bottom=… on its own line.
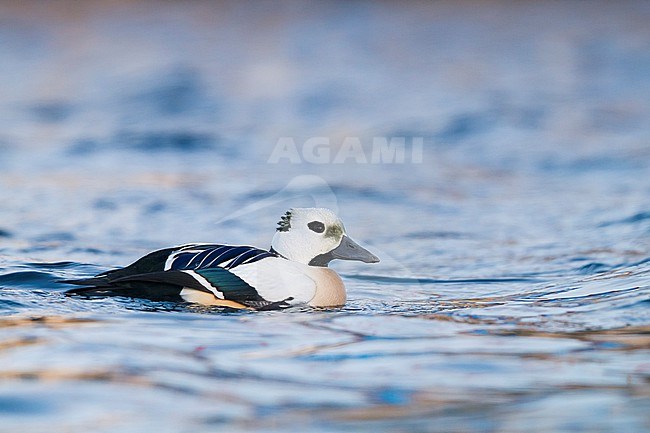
left=59, top=246, right=184, bottom=300
left=62, top=279, right=184, bottom=302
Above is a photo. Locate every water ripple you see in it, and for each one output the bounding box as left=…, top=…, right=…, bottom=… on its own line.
left=345, top=274, right=546, bottom=285
left=0, top=271, right=59, bottom=289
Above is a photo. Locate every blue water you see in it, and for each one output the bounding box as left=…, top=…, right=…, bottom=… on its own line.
left=1, top=1, right=649, bottom=432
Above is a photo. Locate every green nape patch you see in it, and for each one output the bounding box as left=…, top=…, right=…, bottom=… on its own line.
left=326, top=224, right=343, bottom=239
left=276, top=210, right=292, bottom=232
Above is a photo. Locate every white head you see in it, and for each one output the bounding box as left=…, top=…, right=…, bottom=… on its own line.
left=270, top=208, right=380, bottom=266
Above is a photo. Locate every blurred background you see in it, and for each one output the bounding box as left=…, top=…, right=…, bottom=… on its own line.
left=0, top=1, right=649, bottom=432
left=1, top=1, right=648, bottom=249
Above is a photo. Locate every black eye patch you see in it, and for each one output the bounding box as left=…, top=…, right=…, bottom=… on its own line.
left=308, top=221, right=325, bottom=233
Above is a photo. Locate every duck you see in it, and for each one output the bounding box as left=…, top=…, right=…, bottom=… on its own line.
left=63, top=208, right=379, bottom=310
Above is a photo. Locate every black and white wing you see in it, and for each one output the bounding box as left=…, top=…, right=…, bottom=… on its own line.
left=63, top=244, right=292, bottom=309
left=163, top=244, right=277, bottom=271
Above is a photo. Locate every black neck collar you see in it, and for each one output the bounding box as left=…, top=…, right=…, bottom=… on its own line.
left=270, top=247, right=332, bottom=267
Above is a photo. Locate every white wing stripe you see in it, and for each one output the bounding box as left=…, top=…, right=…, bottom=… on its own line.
left=241, top=251, right=268, bottom=265
left=197, top=247, right=226, bottom=268
left=166, top=245, right=272, bottom=271
left=203, top=248, right=233, bottom=268
left=182, top=270, right=224, bottom=299
left=165, top=249, right=202, bottom=270
left=219, top=258, right=235, bottom=268
left=223, top=249, right=256, bottom=269
left=164, top=254, right=177, bottom=271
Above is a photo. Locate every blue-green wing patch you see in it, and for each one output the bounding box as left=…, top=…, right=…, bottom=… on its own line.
left=194, top=268, right=264, bottom=302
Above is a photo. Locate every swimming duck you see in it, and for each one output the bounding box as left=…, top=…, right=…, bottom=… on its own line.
left=64, top=208, right=379, bottom=310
